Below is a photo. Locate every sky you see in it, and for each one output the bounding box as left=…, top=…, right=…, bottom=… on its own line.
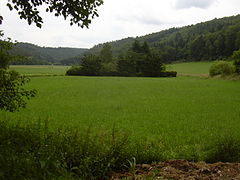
left=0, top=0, right=240, bottom=49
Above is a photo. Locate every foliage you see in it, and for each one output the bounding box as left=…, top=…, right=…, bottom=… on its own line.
left=160, top=71, right=177, bottom=77
left=0, top=120, right=162, bottom=179
left=232, top=50, right=240, bottom=74
left=209, top=60, right=235, bottom=77
left=0, top=32, right=36, bottom=112
left=5, top=0, right=103, bottom=28
left=10, top=42, right=87, bottom=65
left=234, top=59, right=240, bottom=74
left=89, top=15, right=240, bottom=63
left=66, top=54, right=102, bottom=76
left=67, top=41, right=175, bottom=77
left=100, top=43, right=113, bottom=63
left=0, top=69, right=36, bottom=112
left=0, top=31, right=15, bottom=69
left=116, top=41, right=170, bottom=77
left=65, top=66, right=82, bottom=76
left=231, top=49, right=240, bottom=60
left=140, top=52, right=166, bottom=77
left=80, top=54, right=102, bottom=76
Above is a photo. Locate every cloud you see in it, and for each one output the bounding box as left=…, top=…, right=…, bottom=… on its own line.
left=116, top=11, right=182, bottom=26
left=175, top=0, right=217, bottom=9
left=1, top=0, right=239, bottom=48
left=116, top=15, right=165, bottom=26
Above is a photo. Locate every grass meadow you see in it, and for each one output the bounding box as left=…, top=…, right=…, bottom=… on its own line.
left=10, top=65, right=70, bottom=76
left=3, top=64, right=240, bottom=158
left=166, top=61, right=213, bottom=75
left=2, top=63, right=240, bottom=179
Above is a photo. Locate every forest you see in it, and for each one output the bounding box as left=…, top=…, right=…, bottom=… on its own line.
left=10, top=14, right=240, bottom=66
left=10, top=43, right=87, bottom=65
left=89, top=14, right=240, bottom=63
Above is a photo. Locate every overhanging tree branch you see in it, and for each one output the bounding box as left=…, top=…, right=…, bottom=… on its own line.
left=5, top=0, right=104, bottom=28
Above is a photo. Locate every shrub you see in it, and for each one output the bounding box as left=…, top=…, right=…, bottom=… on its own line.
left=66, top=66, right=82, bottom=76
left=160, top=71, right=177, bottom=77
left=0, top=69, right=36, bottom=112
left=233, top=59, right=240, bottom=74
left=209, top=61, right=235, bottom=77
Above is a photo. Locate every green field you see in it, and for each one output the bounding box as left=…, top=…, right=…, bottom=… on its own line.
left=1, top=65, right=240, bottom=160
left=167, top=61, right=213, bottom=75
left=10, top=65, right=70, bottom=76
left=10, top=62, right=213, bottom=77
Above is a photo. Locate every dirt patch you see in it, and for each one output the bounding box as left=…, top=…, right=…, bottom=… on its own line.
left=111, top=160, right=240, bottom=179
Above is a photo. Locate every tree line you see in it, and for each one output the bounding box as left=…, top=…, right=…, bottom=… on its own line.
left=66, top=41, right=177, bottom=77
left=10, top=43, right=87, bottom=65
left=89, top=15, right=240, bottom=63
left=8, top=15, right=240, bottom=65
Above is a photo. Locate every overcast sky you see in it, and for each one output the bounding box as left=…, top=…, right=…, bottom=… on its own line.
left=0, top=0, right=239, bottom=48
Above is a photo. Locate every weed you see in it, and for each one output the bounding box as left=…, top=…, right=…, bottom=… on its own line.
left=206, top=135, right=240, bottom=163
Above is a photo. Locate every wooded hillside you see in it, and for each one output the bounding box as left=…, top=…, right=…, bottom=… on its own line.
left=11, top=14, right=240, bottom=65
left=10, top=43, right=88, bottom=65
left=90, top=15, right=240, bottom=63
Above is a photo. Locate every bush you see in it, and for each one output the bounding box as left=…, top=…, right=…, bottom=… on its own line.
left=66, top=66, right=83, bottom=76
left=233, top=59, right=240, bottom=74
left=160, top=71, right=177, bottom=77
left=0, top=69, right=36, bottom=112
left=209, top=61, right=235, bottom=77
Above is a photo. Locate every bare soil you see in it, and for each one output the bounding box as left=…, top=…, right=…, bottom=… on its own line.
left=111, top=160, right=240, bottom=180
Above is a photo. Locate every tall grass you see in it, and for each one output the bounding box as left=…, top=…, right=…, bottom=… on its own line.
left=1, top=119, right=240, bottom=180
left=0, top=120, right=132, bottom=179
left=1, top=76, right=240, bottom=162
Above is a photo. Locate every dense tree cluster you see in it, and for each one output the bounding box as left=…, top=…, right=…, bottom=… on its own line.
left=67, top=41, right=177, bottom=77
left=116, top=40, right=166, bottom=77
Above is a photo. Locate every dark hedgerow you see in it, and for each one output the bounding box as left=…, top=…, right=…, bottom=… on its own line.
left=160, top=71, right=177, bottom=77
left=66, top=66, right=83, bottom=76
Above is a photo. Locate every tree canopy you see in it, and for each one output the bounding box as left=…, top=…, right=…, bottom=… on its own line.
left=89, top=15, right=240, bottom=63
left=0, top=32, right=36, bottom=112
left=3, top=0, right=104, bottom=28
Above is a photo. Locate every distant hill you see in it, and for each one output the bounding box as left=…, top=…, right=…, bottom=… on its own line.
left=89, top=14, right=240, bottom=62
left=11, top=43, right=88, bottom=65
left=12, top=14, right=240, bottom=65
